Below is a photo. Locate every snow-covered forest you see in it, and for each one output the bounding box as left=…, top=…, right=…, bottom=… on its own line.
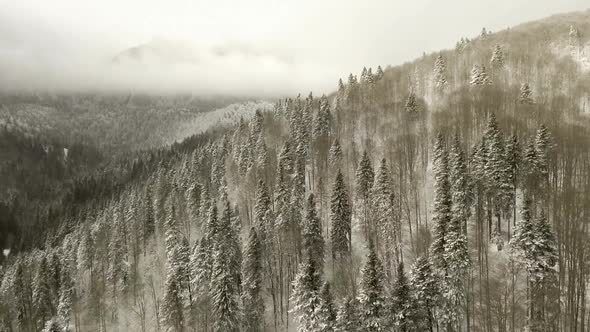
left=1, top=8, right=590, bottom=332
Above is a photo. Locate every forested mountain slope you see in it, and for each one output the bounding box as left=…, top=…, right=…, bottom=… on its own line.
left=2, top=9, right=590, bottom=332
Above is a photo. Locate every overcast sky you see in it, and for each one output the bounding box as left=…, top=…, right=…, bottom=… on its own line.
left=0, top=0, right=587, bottom=96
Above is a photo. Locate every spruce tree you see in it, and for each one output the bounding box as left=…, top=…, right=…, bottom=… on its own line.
left=469, top=65, right=482, bottom=86
left=303, top=193, right=325, bottom=269
left=357, top=245, right=386, bottom=332
left=334, top=297, right=360, bottom=332
left=519, top=82, right=534, bottom=104
left=534, top=124, right=551, bottom=178
left=33, top=256, right=53, bottom=326
left=433, top=54, right=448, bottom=92
left=330, top=170, right=352, bottom=260
left=241, top=228, right=264, bottom=332
left=254, top=180, right=272, bottom=239
left=291, top=255, right=322, bottom=332
left=409, top=255, right=438, bottom=332
left=490, top=44, right=505, bottom=70
left=405, top=92, right=419, bottom=115
left=162, top=270, right=185, bottom=332
left=356, top=151, right=375, bottom=201
left=329, top=139, right=343, bottom=167
left=356, top=151, right=374, bottom=240
left=390, top=262, right=417, bottom=331
left=58, top=266, right=75, bottom=330
left=317, top=282, right=337, bottom=332
left=430, top=133, right=452, bottom=271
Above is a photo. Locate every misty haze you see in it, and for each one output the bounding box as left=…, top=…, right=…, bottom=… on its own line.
left=1, top=1, right=590, bottom=332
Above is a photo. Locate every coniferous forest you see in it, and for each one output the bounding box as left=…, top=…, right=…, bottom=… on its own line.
left=2, top=9, right=590, bottom=332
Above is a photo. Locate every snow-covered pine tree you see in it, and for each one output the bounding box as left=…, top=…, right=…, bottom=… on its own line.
left=334, top=297, right=360, bottom=332
left=314, top=95, right=332, bottom=140
left=291, top=255, right=322, bottom=332
left=337, top=78, right=346, bottom=107
left=409, top=255, right=438, bottom=331
left=433, top=54, right=449, bottom=92
left=279, top=141, right=294, bottom=174
left=469, top=65, right=482, bottom=86
left=317, top=282, right=337, bottom=332
left=357, top=244, right=386, bottom=332
left=370, top=158, right=394, bottom=249
left=479, top=65, right=492, bottom=85
left=330, top=170, right=351, bottom=260
left=390, top=261, right=420, bottom=331
left=519, top=82, right=534, bottom=104
left=303, top=193, right=325, bottom=270
left=491, top=44, right=505, bottom=70
left=329, top=139, right=343, bottom=168
left=33, top=256, right=53, bottom=327
left=41, top=318, right=63, bottom=332
left=254, top=180, right=272, bottom=239
left=220, top=196, right=242, bottom=290
left=57, top=265, right=75, bottom=330
left=360, top=67, right=368, bottom=84
left=510, top=197, right=536, bottom=274
left=430, top=133, right=452, bottom=271
left=375, top=66, right=384, bottom=81
left=210, top=200, right=241, bottom=332
left=241, top=228, right=264, bottom=332
left=449, top=134, right=472, bottom=233
left=405, top=91, right=419, bottom=115
left=534, top=124, right=551, bottom=178
left=356, top=151, right=374, bottom=239
left=162, top=270, right=185, bottom=332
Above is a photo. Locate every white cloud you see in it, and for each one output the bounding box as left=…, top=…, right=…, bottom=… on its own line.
left=0, top=0, right=587, bottom=96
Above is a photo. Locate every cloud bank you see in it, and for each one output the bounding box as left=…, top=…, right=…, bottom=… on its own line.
left=0, top=0, right=588, bottom=96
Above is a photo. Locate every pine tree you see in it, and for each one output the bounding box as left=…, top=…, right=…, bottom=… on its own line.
left=433, top=55, right=449, bottom=92
left=33, top=256, right=54, bottom=326
left=329, top=139, right=343, bottom=167
left=370, top=158, right=395, bottom=249
left=291, top=255, right=322, bottom=332
left=449, top=135, right=472, bottom=232
left=162, top=270, right=185, bottom=332
left=491, top=44, right=505, bottom=70
left=254, top=180, right=272, bottom=238
left=334, top=297, right=360, bottom=332
left=241, top=228, right=264, bottom=332
left=375, top=66, right=384, bottom=81
left=409, top=255, right=438, bottom=332
left=405, top=91, right=419, bottom=114
left=41, top=318, right=63, bottom=332
left=510, top=197, right=536, bottom=274
left=390, top=262, right=418, bottom=331
left=317, top=282, right=337, bottom=332
left=534, top=124, right=551, bottom=178
left=356, top=151, right=375, bottom=201
left=314, top=95, right=332, bottom=139
left=430, top=134, right=452, bottom=271
left=303, top=193, right=325, bottom=269
left=357, top=245, right=386, bottom=332
left=279, top=141, right=294, bottom=174
left=356, top=151, right=374, bottom=240
left=330, top=170, right=352, bottom=260
left=12, top=260, right=28, bottom=330
left=519, top=82, right=534, bottom=104
left=58, top=266, right=75, bottom=330
left=469, top=65, right=481, bottom=86
left=211, top=199, right=241, bottom=332
left=479, top=65, right=492, bottom=85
